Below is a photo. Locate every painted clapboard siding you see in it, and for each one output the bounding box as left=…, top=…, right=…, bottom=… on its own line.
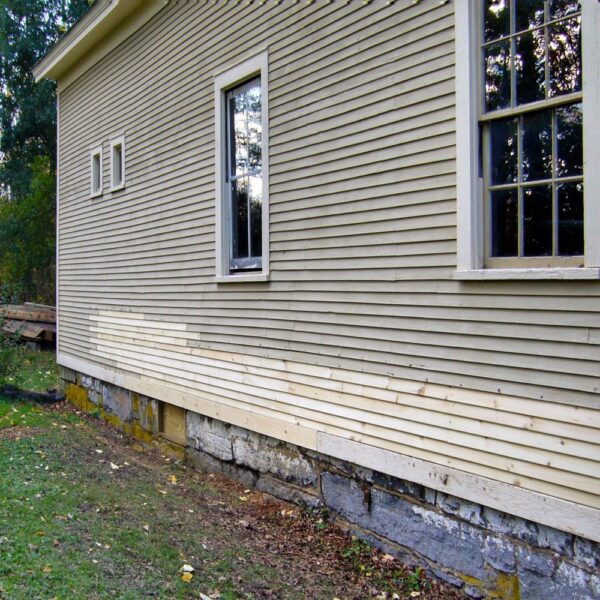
left=56, top=0, right=600, bottom=529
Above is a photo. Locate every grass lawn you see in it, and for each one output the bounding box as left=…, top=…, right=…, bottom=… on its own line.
left=0, top=352, right=465, bottom=600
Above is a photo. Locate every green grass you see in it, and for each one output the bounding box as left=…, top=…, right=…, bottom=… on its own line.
left=0, top=354, right=459, bottom=600
left=14, top=350, right=60, bottom=392
left=0, top=399, right=294, bottom=599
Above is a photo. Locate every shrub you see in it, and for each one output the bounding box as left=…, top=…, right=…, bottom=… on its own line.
left=0, top=288, right=26, bottom=387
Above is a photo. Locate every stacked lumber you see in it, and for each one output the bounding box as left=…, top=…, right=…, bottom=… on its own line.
left=0, top=303, right=56, bottom=343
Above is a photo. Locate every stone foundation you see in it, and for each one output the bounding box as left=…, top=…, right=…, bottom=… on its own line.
left=61, top=367, right=599, bottom=600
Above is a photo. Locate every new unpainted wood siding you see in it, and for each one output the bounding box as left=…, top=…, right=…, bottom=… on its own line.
left=57, top=0, right=600, bottom=516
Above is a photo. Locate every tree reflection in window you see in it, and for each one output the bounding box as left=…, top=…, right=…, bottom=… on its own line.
left=482, top=0, right=583, bottom=261
left=226, top=77, right=262, bottom=271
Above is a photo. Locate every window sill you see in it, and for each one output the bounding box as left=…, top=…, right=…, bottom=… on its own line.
left=90, top=191, right=103, bottom=199
left=214, top=273, right=270, bottom=283
left=453, top=268, right=600, bottom=281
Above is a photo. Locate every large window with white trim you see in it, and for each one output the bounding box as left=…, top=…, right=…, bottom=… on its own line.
left=214, top=52, right=269, bottom=281
left=455, top=0, right=599, bottom=277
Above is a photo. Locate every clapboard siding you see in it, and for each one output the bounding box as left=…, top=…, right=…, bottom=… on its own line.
left=57, top=0, right=599, bottom=517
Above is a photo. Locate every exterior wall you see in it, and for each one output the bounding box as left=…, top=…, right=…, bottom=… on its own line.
left=56, top=0, right=599, bottom=547
left=62, top=368, right=600, bottom=600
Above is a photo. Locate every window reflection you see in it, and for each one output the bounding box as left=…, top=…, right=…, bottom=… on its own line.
left=522, top=110, right=552, bottom=182
left=523, top=186, right=553, bottom=256
left=483, top=0, right=583, bottom=260
left=484, top=0, right=510, bottom=41
left=484, top=41, right=511, bottom=111
left=516, top=0, right=545, bottom=33
left=548, top=17, right=581, bottom=97
left=226, top=77, right=263, bottom=270
left=556, top=103, right=583, bottom=177
left=515, top=30, right=546, bottom=104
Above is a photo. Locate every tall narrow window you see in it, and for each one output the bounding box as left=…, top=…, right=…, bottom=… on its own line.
left=482, top=0, right=584, bottom=267
left=226, top=78, right=263, bottom=271
left=90, top=145, right=103, bottom=197
left=110, top=135, right=125, bottom=191
left=214, top=52, right=269, bottom=281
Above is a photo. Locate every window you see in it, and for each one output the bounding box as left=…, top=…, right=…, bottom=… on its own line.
left=90, top=145, right=103, bottom=197
left=110, top=135, right=125, bottom=191
left=455, top=0, right=600, bottom=278
left=214, top=52, right=269, bottom=281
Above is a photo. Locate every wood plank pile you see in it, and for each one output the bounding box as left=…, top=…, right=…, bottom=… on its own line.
left=0, top=303, right=56, bottom=344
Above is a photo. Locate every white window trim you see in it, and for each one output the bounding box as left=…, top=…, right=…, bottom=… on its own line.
left=109, top=134, right=126, bottom=192
left=213, top=50, right=269, bottom=282
left=89, top=144, right=103, bottom=198
left=454, top=0, right=600, bottom=281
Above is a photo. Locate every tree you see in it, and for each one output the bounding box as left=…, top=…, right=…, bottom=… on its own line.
left=0, top=0, right=91, bottom=200
left=0, top=0, right=90, bottom=303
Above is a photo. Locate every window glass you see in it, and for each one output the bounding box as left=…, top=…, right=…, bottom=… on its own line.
left=91, top=152, right=101, bottom=195
left=483, top=0, right=583, bottom=263
left=226, top=77, right=262, bottom=271
left=112, top=144, right=123, bottom=187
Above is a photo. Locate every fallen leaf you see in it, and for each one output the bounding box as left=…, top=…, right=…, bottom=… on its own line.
left=109, top=462, right=119, bottom=470
left=168, top=475, right=177, bottom=484
left=142, top=524, right=150, bottom=532
left=381, top=553, right=395, bottom=563
left=94, top=449, right=103, bottom=454
left=42, top=565, right=52, bottom=573
left=181, top=572, right=193, bottom=583
left=181, top=564, right=194, bottom=573
left=238, top=496, right=248, bottom=502
left=410, top=593, right=421, bottom=598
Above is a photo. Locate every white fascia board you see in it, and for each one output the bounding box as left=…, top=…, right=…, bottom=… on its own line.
left=32, top=0, right=166, bottom=83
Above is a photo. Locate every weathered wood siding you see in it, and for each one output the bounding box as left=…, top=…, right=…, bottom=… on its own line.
left=57, top=0, right=600, bottom=522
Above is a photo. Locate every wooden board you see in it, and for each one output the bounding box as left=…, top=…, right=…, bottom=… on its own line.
left=160, top=402, right=186, bottom=446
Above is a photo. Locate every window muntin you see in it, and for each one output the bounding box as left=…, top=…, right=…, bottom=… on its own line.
left=481, top=0, right=583, bottom=267
left=225, top=77, right=263, bottom=272
left=90, top=146, right=102, bottom=197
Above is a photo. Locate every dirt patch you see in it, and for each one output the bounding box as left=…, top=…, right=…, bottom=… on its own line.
left=0, top=426, right=44, bottom=441
left=0, top=399, right=469, bottom=599
left=68, top=409, right=468, bottom=599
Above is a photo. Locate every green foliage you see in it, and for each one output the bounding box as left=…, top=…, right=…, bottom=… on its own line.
left=0, top=0, right=91, bottom=303
left=0, top=0, right=92, bottom=200
left=0, top=314, right=25, bottom=388
left=0, top=155, right=56, bottom=303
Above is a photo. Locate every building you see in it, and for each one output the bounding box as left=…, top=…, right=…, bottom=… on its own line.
left=34, top=1, right=600, bottom=598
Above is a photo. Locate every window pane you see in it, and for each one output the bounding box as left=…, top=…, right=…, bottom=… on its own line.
left=93, top=154, right=101, bottom=192
left=548, top=16, right=581, bottom=97
left=247, top=83, right=262, bottom=171
left=516, top=0, right=545, bottom=33
left=230, top=93, right=249, bottom=177
left=231, top=177, right=249, bottom=261
left=522, top=110, right=552, bottom=182
left=556, top=103, right=583, bottom=177
left=491, top=189, right=518, bottom=257
left=550, top=0, right=580, bottom=20
left=249, top=175, right=262, bottom=258
left=490, top=118, right=518, bottom=184
left=113, top=145, right=122, bottom=185
left=515, top=30, right=546, bottom=105
left=523, top=186, right=552, bottom=256
left=484, top=40, right=511, bottom=112
left=558, top=182, right=584, bottom=256
left=483, top=0, right=510, bottom=41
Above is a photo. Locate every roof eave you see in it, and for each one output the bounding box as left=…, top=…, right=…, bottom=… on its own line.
left=32, top=0, right=147, bottom=83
